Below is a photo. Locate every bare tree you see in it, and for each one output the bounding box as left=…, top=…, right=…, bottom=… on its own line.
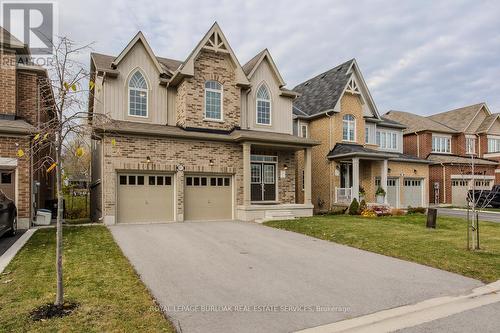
left=19, top=36, right=110, bottom=307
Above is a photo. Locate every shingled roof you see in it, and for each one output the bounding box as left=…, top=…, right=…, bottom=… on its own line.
left=91, top=52, right=183, bottom=74
left=327, top=143, right=429, bottom=163
left=475, top=114, right=499, bottom=133
left=292, top=59, right=354, bottom=117
left=427, top=103, right=485, bottom=132
left=383, top=110, right=457, bottom=134
left=242, top=49, right=266, bottom=75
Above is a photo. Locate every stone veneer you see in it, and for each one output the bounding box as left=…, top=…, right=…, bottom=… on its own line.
left=101, top=134, right=296, bottom=223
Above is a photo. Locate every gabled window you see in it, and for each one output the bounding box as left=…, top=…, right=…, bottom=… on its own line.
left=128, top=70, right=148, bottom=117
left=342, top=114, right=356, bottom=142
left=256, top=85, right=271, bottom=125
left=205, top=81, right=223, bottom=120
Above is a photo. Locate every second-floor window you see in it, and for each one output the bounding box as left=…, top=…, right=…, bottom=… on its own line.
left=466, top=137, right=476, bottom=154
left=432, top=135, right=451, bottom=153
left=342, top=114, right=355, bottom=142
left=488, top=138, right=500, bottom=152
left=301, top=124, right=308, bottom=138
left=205, top=81, right=223, bottom=121
left=128, top=70, right=148, bottom=117
left=376, top=130, right=398, bottom=150
left=256, top=85, right=271, bottom=125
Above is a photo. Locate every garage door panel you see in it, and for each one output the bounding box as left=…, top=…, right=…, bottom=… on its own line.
left=185, top=175, right=232, bottom=221
left=118, top=174, right=174, bottom=224
left=403, top=178, right=423, bottom=208
left=387, top=178, right=399, bottom=208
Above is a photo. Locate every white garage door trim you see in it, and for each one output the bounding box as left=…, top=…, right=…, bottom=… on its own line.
left=375, top=177, right=400, bottom=208
left=184, top=174, right=234, bottom=221
left=117, top=172, right=176, bottom=224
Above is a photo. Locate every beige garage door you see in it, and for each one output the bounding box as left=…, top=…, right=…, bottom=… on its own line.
left=184, top=175, right=232, bottom=221
left=451, top=179, right=469, bottom=207
left=402, top=178, right=423, bottom=208
left=117, top=174, right=174, bottom=224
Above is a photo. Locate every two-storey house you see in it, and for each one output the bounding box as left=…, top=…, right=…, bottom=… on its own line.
left=385, top=103, right=500, bottom=206
left=0, top=27, right=55, bottom=229
left=89, top=23, right=317, bottom=224
left=293, top=59, right=430, bottom=212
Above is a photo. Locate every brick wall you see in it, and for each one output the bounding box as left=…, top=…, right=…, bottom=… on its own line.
left=453, top=134, right=466, bottom=156
left=102, top=135, right=296, bottom=220
left=0, top=52, right=16, bottom=115
left=176, top=50, right=241, bottom=131
left=403, top=134, right=418, bottom=157
left=17, top=71, right=39, bottom=125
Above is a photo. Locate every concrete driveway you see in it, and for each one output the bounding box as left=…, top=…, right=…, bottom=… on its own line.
left=110, top=222, right=482, bottom=333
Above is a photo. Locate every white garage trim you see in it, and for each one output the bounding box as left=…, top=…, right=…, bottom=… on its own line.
left=451, top=175, right=494, bottom=180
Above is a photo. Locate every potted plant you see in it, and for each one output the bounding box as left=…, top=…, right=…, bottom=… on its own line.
left=375, top=187, right=386, bottom=204
left=359, top=186, right=366, bottom=201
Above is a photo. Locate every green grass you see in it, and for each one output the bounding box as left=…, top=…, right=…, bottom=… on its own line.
left=265, top=215, right=500, bottom=283
left=0, top=226, right=175, bottom=332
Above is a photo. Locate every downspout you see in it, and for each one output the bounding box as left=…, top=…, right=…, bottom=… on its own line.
left=414, top=132, right=420, bottom=158
left=325, top=111, right=335, bottom=207
left=441, top=163, right=446, bottom=204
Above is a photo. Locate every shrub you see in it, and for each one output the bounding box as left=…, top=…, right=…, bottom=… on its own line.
left=348, top=198, right=360, bottom=215
left=361, top=209, right=377, bottom=217
left=407, top=206, right=426, bottom=214
left=371, top=205, right=392, bottom=216
left=359, top=199, right=367, bottom=213
left=391, top=208, right=405, bottom=216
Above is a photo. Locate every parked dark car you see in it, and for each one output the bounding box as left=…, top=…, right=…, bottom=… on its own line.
left=468, top=184, right=500, bottom=208
left=0, top=190, right=16, bottom=238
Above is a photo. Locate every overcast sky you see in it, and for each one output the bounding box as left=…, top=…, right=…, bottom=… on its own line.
left=54, top=0, right=500, bottom=116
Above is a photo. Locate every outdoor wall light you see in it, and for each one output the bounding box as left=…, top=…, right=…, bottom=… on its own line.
left=414, top=169, right=417, bottom=174
left=283, top=164, right=288, bottom=170
left=388, top=168, right=391, bottom=173
left=146, top=156, right=151, bottom=163
left=209, top=159, right=215, bottom=166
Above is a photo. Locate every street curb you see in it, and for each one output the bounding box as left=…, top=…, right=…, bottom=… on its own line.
left=0, top=229, right=37, bottom=274
left=445, top=208, right=500, bottom=215
left=295, top=280, right=500, bottom=333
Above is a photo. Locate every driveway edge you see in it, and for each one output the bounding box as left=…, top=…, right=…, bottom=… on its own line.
left=295, top=280, right=500, bottom=333
left=0, top=229, right=37, bottom=274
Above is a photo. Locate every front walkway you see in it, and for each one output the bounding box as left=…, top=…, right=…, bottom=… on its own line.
left=109, top=222, right=482, bottom=333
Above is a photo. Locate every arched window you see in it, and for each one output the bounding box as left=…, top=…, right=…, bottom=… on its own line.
left=256, top=84, right=271, bottom=125
left=205, top=81, right=223, bottom=120
left=128, top=70, right=148, bottom=117
left=342, top=114, right=355, bottom=141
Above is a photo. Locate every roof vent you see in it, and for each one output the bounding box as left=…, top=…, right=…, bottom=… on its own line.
left=304, top=82, right=310, bottom=86
left=321, top=74, right=327, bottom=79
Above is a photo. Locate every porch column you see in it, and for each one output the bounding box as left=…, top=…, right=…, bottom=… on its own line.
left=243, top=143, right=251, bottom=206
left=352, top=157, right=360, bottom=201
left=304, top=148, right=312, bottom=205
left=381, top=159, right=388, bottom=204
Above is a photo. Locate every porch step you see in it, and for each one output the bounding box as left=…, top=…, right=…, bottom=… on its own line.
left=255, top=210, right=296, bottom=223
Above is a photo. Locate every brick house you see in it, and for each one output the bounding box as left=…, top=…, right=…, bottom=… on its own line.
left=0, top=27, right=55, bottom=229
left=89, top=23, right=317, bottom=224
left=293, top=59, right=430, bottom=212
left=384, top=103, right=500, bottom=206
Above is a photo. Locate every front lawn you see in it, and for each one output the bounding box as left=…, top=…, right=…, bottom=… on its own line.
left=0, top=226, right=175, bottom=332
left=265, top=215, right=500, bottom=283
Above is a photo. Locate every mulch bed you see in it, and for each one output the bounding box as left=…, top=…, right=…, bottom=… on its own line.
left=30, top=301, right=79, bottom=321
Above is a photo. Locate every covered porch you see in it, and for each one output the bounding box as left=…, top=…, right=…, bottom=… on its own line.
left=237, top=139, right=315, bottom=222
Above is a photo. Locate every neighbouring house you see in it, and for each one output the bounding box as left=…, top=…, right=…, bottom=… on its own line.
left=0, top=27, right=55, bottom=228
left=384, top=103, right=500, bottom=206
left=89, top=23, right=318, bottom=224
left=293, top=59, right=430, bottom=212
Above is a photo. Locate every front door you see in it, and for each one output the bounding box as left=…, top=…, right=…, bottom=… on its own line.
left=251, top=163, right=276, bottom=202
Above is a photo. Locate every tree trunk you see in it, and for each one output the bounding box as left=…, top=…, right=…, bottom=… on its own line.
left=55, top=138, right=64, bottom=306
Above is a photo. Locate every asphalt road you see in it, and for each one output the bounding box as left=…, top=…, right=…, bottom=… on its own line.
left=110, top=222, right=482, bottom=333
left=398, top=301, right=500, bottom=333
left=0, top=230, right=26, bottom=256
left=437, top=208, right=500, bottom=223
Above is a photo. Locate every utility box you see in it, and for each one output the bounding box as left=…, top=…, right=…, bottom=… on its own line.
left=35, top=209, right=52, bottom=226
left=427, top=208, right=437, bottom=228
